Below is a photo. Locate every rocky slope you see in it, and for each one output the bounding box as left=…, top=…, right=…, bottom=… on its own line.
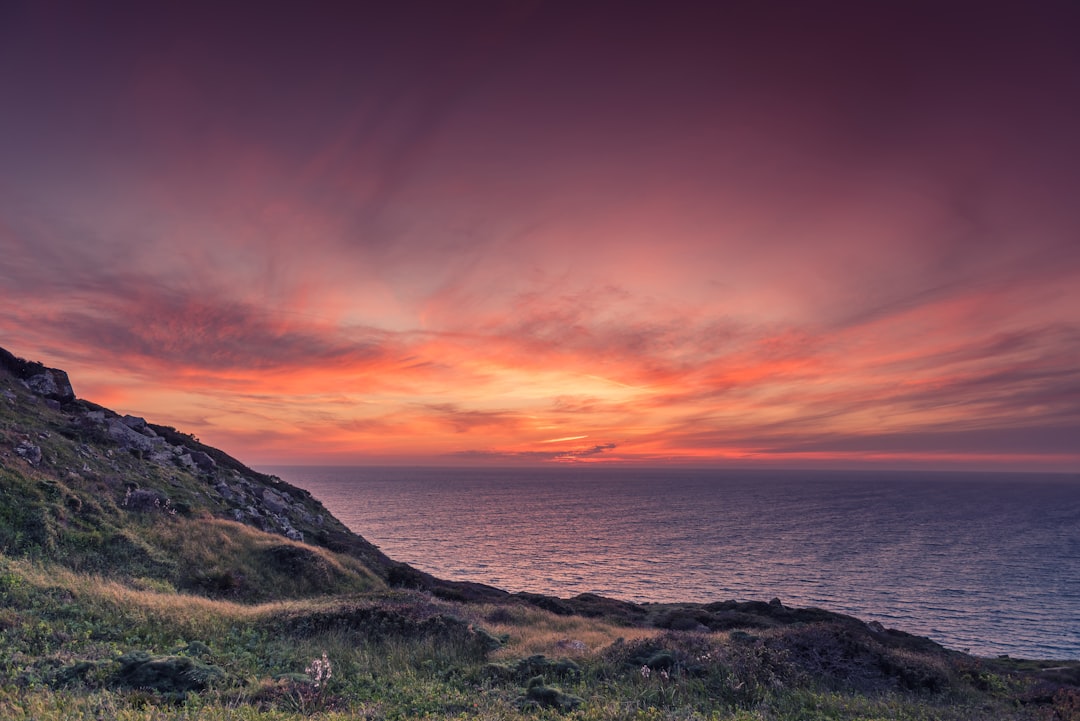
left=0, top=346, right=398, bottom=598
left=2, top=346, right=357, bottom=542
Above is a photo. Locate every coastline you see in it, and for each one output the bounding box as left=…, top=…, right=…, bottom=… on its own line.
left=266, top=464, right=1080, bottom=661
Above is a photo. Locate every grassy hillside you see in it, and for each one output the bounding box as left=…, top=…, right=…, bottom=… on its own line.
left=0, top=353, right=387, bottom=602
left=1, top=347, right=1077, bottom=720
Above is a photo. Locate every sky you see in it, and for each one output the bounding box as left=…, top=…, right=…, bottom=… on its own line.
left=1, top=2, right=1078, bottom=470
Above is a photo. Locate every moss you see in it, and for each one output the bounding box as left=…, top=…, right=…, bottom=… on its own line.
left=522, top=675, right=583, bottom=712
left=113, top=651, right=226, bottom=696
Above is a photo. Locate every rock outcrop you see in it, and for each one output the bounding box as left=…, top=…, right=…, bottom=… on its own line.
left=25, top=368, right=75, bottom=404
left=0, top=347, right=75, bottom=404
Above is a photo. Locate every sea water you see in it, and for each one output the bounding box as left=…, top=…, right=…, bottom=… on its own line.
left=262, top=465, right=1080, bottom=660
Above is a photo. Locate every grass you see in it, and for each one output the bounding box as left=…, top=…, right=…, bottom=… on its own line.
left=3, top=549, right=1078, bottom=720
left=482, top=603, right=659, bottom=658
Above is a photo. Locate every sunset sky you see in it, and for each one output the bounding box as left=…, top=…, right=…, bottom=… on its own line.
left=2, top=2, right=1078, bottom=469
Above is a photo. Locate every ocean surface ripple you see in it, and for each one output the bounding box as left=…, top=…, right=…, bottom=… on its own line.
left=264, top=465, right=1080, bottom=660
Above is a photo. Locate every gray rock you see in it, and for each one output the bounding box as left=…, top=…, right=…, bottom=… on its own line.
left=121, top=416, right=157, bottom=437
left=85, top=410, right=106, bottom=423
left=285, top=528, right=304, bottom=542
left=260, top=489, right=288, bottom=514
left=1, top=389, right=15, bottom=403
left=16, top=442, right=42, bottom=466
left=214, top=482, right=235, bottom=501
left=106, top=419, right=156, bottom=453
left=188, top=450, right=216, bottom=472
left=26, top=369, right=75, bottom=403
left=149, top=449, right=175, bottom=464
left=121, top=415, right=148, bottom=431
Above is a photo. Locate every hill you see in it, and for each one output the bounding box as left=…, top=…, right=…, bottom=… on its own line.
left=0, top=345, right=395, bottom=601
left=1, top=346, right=1077, bottom=720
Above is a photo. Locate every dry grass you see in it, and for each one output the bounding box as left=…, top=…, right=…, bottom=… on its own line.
left=477, top=602, right=660, bottom=659
left=3, top=554, right=382, bottom=640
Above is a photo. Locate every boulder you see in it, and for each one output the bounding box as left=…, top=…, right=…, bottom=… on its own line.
left=260, top=488, right=289, bottom=514
left=106, top=419, right=157, bottom=453
left=121, top=415, right=157, bottom=436
left=188, top=451, right=217, bottom=472
left=16, top=441, right=42, bottom=466
left=26, top=369, right=75, bottom=403
left=214, top=482, right=236, bottom=501
left=148, top=449, right=175, bottom=464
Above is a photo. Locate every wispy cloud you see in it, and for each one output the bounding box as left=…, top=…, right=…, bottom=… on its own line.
left=453, top=442, right=619, bottom=464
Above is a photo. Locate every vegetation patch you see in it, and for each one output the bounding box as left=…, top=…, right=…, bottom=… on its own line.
left=520, top=675, right=583, bottom=712
left=112, top=651, right=225, bottom=695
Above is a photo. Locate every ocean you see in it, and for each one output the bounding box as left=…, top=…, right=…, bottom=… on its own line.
left=262, top=465, right=1080, bottom=660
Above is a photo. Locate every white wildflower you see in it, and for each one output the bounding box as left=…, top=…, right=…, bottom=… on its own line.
left=306, top=652, right=332, bottom=688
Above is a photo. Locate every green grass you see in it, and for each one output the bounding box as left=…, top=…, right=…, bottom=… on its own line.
left=3, top=553, right=1073, bottom=720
